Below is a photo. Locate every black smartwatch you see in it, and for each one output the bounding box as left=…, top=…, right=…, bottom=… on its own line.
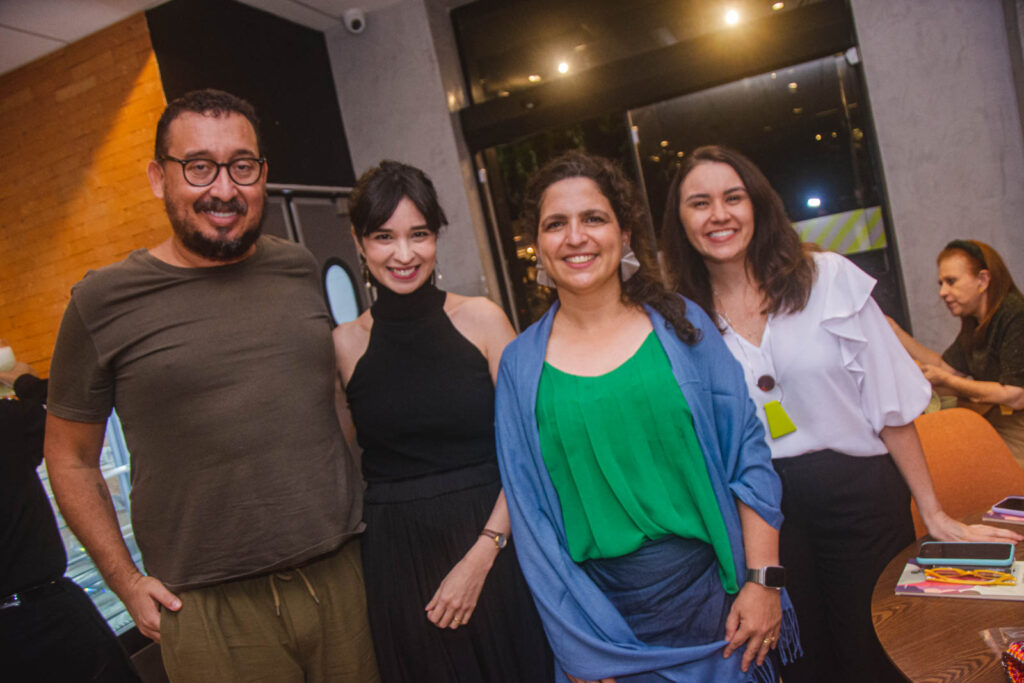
left=746, top=565, right=786, bottom=589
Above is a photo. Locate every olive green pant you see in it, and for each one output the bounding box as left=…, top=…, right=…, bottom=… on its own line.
left=160, top=539, right=379, bottom=682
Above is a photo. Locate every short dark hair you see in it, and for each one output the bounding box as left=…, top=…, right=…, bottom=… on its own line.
left=349, top=160, right=448, bottom=238
left=520, top=150, right=700, bottom=345
left=661, top=145, right=815, bottom=324
left=154, top=89, right=261, bottom=159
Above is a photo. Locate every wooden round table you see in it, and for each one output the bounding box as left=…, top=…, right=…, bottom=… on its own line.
left=871, top=517, right=1024, bottom=682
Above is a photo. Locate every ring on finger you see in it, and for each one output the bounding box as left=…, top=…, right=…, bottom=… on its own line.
left=452, top=617, right=461, bottom=626
left=762, top=637, right=772, bottom=646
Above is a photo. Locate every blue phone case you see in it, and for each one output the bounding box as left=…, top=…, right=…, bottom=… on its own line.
left=916, top=541, right=1015, bottom=568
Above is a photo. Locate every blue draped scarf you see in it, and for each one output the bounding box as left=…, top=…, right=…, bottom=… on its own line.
left=495, top=300, right=801, bottom=682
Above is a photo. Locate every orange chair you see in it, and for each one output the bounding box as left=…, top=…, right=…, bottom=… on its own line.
left=910, top=407, right=1024, bottom=536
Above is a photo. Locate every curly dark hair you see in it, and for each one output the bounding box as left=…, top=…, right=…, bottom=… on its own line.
left=349, top=160, right=448, bottom=238
left=520, top=151, right=701, bottom=345
left=154, top=89, right=261, bottom=159
left=661, top=145, right=815, bottom=325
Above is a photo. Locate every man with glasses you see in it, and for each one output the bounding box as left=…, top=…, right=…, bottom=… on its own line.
left=44, top=90, right=379, bottom=681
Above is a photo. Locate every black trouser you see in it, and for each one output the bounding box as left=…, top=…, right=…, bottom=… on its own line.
left=772, top=450, right=913, bottom=683
left=0, top=577, right=141, bottom=683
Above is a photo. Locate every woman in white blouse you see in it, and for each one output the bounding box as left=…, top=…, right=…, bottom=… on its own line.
left=660, top=145, right=1020, bottom=683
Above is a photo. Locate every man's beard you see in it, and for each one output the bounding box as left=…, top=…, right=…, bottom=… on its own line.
left=166, top=196, right=264, bottom=262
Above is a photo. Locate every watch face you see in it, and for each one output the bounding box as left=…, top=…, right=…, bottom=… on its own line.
left=763, top=566, right=786, bottom=587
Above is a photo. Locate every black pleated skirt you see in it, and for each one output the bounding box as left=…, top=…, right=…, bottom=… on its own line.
left=362, top=462, right=554, bottom=683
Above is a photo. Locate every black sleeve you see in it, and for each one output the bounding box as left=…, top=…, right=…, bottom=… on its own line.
left=941, top=338, right=968, bottom=376
left=14, top=375, right=47, bottom=406
left=1, top=375, right=48, bottom=468
left=996, top=314, right=1024, bottom=387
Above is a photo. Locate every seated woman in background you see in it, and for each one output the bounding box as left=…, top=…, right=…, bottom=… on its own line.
left=333, top=160, right=552, bottom=682
left=889, top=239, right=1024, bottom=467
left=495, top=151, right=800, bottom=682
left=660, top=145, right=1021, bottom=683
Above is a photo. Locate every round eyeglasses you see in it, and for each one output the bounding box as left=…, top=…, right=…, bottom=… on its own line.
left=160, top=155, right=266, bottom=187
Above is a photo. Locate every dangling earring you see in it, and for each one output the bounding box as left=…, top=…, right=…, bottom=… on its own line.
left=620, top=247, right=640, bottom=282
left=432, top=255, right=442, bottom=286
left=359, top=254, right=377, bottom=302
left=535, top=257, right=557, bottom=289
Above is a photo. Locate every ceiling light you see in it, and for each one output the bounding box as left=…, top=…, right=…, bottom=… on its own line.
left=528, top=74, right=542, bottom=83
left=557, top=62, right=569, bottom=74
left=788, top=82, right=798, bottom=91
left=806, top=197, right=821, bottom=208
left=725, top=9, right=740, bottom=25
left=772, top=2, right=785, bottom=10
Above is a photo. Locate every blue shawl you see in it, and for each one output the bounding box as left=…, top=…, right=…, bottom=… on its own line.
left=495, top=301, right=799, bottom=681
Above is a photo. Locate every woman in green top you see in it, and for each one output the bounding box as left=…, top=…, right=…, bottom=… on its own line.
left=494, top=152, right=800, bottom=682
left=890, top=239, right=1024, bottom=465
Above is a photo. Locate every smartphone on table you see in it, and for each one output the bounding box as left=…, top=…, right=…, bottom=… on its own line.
left=992, top=496, right=1024, bottom=518
left=916, top=541, right=1015, bottom=568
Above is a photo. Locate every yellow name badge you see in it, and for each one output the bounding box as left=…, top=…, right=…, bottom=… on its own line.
left=764, top=400, right=797, bottom=439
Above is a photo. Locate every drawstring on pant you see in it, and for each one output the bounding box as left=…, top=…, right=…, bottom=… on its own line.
left=268, top=567, right=321, bottom=617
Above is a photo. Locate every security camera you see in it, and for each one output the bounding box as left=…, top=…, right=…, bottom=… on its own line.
left=343, top=9, right=366, bottom=34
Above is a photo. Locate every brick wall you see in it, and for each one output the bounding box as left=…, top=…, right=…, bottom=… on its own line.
left=0, top=13, right=167, bottom=374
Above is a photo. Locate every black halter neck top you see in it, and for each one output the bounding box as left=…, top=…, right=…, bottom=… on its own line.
left=346, top=283, right=497, bottom=483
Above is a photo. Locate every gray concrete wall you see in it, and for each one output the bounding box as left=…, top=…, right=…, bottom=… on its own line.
left=323, top=0, right=498, bottom=301
left=852, top=0, right=1024, bottom=351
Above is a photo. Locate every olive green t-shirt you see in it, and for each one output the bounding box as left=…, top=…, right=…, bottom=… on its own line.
left=48, top=236, right=364, bottom=591
left=536, top=332, right=738, bottom=593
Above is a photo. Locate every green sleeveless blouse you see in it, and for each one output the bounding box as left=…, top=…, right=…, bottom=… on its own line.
left=536, top=332, right=738, bottom=592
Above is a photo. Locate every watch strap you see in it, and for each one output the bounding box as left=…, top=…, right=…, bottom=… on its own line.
left=480, top=528, right=507, bottom=550
left=746, top=565, right=786, bottom=589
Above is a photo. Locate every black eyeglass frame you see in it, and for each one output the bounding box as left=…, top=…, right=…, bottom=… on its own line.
left=159, top=155, right=267, bottom=187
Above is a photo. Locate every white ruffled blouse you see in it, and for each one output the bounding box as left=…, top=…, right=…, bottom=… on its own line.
left=720, top=251, right=930, bottom=460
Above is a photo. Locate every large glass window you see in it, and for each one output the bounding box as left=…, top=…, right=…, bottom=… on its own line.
left=472, top=51, right=907, bottom=329
left=479, top=113, right=638, bottom=327
left=631, top=52, right=905, bottom=319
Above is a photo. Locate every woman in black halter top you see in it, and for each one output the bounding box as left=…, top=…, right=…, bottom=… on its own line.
left=333, top=161, right=552, bottom=682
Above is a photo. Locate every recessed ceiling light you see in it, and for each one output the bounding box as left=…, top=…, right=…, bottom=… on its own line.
left=725, top=9, right=740, bottom=25
left=772, top=2, right=785, bottom=10
left=557, top=62, right=569, bottom=74
left=528, top=74, right=542, bottom=83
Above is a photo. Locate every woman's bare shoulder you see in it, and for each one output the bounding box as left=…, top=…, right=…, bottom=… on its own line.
left=333, top=311, right=373, bottom=363
left=446, top=293, right=510, bottom=325
left=445, top=293, right=516, bottom=359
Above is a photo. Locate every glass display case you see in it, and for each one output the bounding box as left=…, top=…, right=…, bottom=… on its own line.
left=36, top=411, right=143, bottom=635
